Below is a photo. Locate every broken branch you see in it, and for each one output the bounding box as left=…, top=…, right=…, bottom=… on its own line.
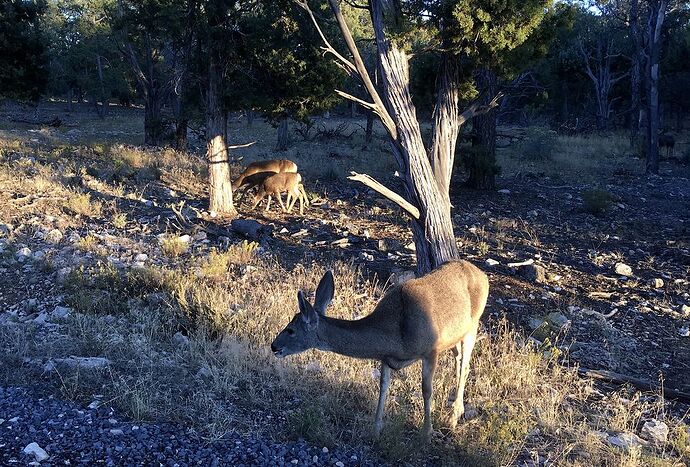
left=347, top=171, right=420, bottom=220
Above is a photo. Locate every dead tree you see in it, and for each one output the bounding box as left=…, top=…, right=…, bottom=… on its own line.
left=579, top=38, right=628, bottom=131
left=298, top=1, right=499, bottom=274
left=644, top=0, right=668, bottom=175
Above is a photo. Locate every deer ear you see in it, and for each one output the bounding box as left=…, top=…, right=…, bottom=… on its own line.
left=313, top=270, right=334, bottom=316
left=298, top=290, right=318, bottom=328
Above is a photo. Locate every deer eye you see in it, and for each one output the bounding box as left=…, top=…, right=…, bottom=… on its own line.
left=287, top=328, right=295, bottom=336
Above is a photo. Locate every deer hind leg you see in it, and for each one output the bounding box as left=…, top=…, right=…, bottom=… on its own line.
left=299, top=184, right=310, bottom=206
left=276, top=191, right=287, bottom=212
left=286, top=188, right=298, bottom=213
left=264, top=195, right=272, bottom=211
left=374, top=362, right=392, bottom=438
left=452, top=330, right=477, bottom=426
left=421, top=352, right=438, bottom=440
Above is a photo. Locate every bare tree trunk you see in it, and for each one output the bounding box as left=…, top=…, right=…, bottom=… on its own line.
left=66, top=88, right=74, bottom=112
left=467, top=69, right=498, bottom=190
left=276, top=117, right=290, bottom=151
left=175, top=118, right=188, bottom=151
left=629, top=0, right=642, bottom=146
left=207, top=58, right=235, bottom=215
left=95, top=54, right=109, bottom=119
left=370, top=2, right=458, bottom=273
left=645, top=0, right=667, bottom=175
left=246, top=108, right=254, bottom=127
left=365, top=110, right=374, bottom=144
left=144, top=89, right=164, bottom=146
left=429, top=54, right=461, bottom=206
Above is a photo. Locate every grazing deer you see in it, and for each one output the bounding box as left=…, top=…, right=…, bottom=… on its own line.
left=251, top=172, right=309, bottom=214
left=232, top=159, right=297, bottom=191
left=271, top=261, right=489, bottom=439
left=659, top=133, right=675, bottom=158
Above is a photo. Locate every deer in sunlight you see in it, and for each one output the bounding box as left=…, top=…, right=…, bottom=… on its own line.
left=251, top=172, right=309, bottom=215
left=271, top=261, right=489, bottom=439
left=231, top=159, right=297, bottom=191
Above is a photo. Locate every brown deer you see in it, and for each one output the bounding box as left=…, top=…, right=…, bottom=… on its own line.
left=271, top=261, right=489, bottom=439
left=232, top=159, right=297, bottom=191
left=251, top=172, right=309, bottom=215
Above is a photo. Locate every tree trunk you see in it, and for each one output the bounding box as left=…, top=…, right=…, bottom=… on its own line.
left=429, top=54, right=461, bottom=206
left=276, top=117, right=290, bottom=151
left=66, top=88, right=74, bottom=112
left=350, top=100, right=357, bottom=118
left=175, top=118, right=188, bottom=151
left=365, top=110, right=374, bottom=144
left=467, top=69, right=498, bottom=190
left=207, top=58, right=235, bottom=215
left=144, top=89, right=164, bottom=146
left=95, top=54, right=109, bottom=119
left=629, top=0, right=642, bottom=146
left=645, top=0, right=667, bottom=175
left=370, top=1, right=458, bottom=274
left=246, top=108, right=254, bottom=127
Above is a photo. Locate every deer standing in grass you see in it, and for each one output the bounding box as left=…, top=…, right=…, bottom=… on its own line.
left=271, top=261, right=489, bottom=439
left=232, top=159, right=297, bottom=191
left=251, top=172, right=309, bottom=215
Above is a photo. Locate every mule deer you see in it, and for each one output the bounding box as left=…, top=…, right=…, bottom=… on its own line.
left=251, top=172, right=309, bottom=214
left=232, top=159, right=297, bottom=191
left=271, top=261, right=489, bottom=439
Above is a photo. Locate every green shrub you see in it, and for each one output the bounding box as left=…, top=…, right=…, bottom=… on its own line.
left=514, top=127, right=558, bottom=160
left=582, top=189, right=613, bottom=216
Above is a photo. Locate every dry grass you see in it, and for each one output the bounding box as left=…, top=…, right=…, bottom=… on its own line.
left=2, top=255, right=681, bottom=465
left=159, top=234, right=189, bottom=258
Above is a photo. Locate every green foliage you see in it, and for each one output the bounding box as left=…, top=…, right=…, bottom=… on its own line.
left=0, top=0, right=48, bottom=101
left=513, top=127, right=558, bottom=160
left=582, top=189, right=613, bottom=216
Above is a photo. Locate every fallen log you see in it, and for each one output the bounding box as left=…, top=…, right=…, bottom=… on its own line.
left=578, top=367, right=690, bottom=403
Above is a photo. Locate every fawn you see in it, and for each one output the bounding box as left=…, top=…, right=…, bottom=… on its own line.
left=271, top=261, right=489, bottom=439
left=251, top=172, right=309, bottom=215
left=232, top=159, right=297, bottom=191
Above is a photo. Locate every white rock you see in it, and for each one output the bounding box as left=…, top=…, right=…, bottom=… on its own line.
left=46, top=229, right=63, bottom=244
left=614, top=262, right=633, bottom=277
left=485, top=258, right=499, bottom=266
left=193, top=231, right=207, bottom=241
left=498, top=189, right=511, bottom=194
left=23, top=442, right=49, bottom=462
left=134, top=253, right=148, bottom=262
left=360, top=252, right=374, bottom=262
left=681, top=304, right=690, bottom=316
left=88, top=400, right=100, bottom=409
left=16, top=247, right=32, bottom=260
left=607, top=432, right=647, bottom=449
left=650, top=278, right=664, bottom=289
left=640, top=419, right=669, bottom=445
left=109, top=429, right=124, bottom=436
left=172, top=332, right=190, bottom=348
left=178, top=234, right=191, bottom=243
left=679, top=325, right=690, bottom=337
left=33, top=313, right=49, bottom=325
left=55, top=356, right=111, bottom=369
left=51, top=306, right=71, bottom=320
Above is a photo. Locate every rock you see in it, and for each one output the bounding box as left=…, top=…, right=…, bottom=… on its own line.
left=33, top=312, right=49, bottom=325
left=109, top=429, right=124, bottom=436
left=376, top=238, right=401, bottom=253
left=498, top=189, right=511, bottom=194
left=640, top=419, right=669, bottom=445
left=485, top=258, right=499, bottom=266
left=32, top=250, right=45, bottom=261
left=193, top=231, right=207, bottom=241
left=519, top=264, right=546, bottom=283
left=607, top=432, right=647, bottom=450
left=43, top=361, right=56, bottom=372
left=172, top=332, right=190, bottom=348
left=16, top=247, right=32, bottom=261
left=23, top=442, right=49, bottom=462
left=55, top=356, right=111, bottom=369
left=404, top=242, right=416, bottom=252
left=679, top=325, right=689, bottom=337
left=46, top=229, right=63, bottom=244
left=178, top=234, right=191, bottom=243
left=680, top=304, right=690, bottom=316
left=614, top=262, right=633, bottom=277
left=393, top=270, right=416, bottom=285
left=650, top=278, right=664, bottom=288
left=24, top=299, right=38, bottom=313
left=545, top=312, right=570, bottom=329
left=134, top=253, right=148, bottom=262
left=360, top=252, right=374, bottom=262
left=230, top=219, right=272, bottom=240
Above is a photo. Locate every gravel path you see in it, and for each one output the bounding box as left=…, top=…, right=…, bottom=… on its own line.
left=0, top=387, right=380, bottom=466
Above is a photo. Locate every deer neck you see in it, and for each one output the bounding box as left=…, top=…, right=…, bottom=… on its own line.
left=315, top=316, right=386, bottom=360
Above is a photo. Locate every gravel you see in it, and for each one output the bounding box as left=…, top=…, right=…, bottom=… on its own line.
left=0, top=387, right=380, bottom=466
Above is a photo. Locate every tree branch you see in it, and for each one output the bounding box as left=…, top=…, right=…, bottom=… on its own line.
left=347, top=171, right=420, bottom=219
left=458, top=92, right=504, bottom=126
left=334, top=89, right=377, bottom=111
